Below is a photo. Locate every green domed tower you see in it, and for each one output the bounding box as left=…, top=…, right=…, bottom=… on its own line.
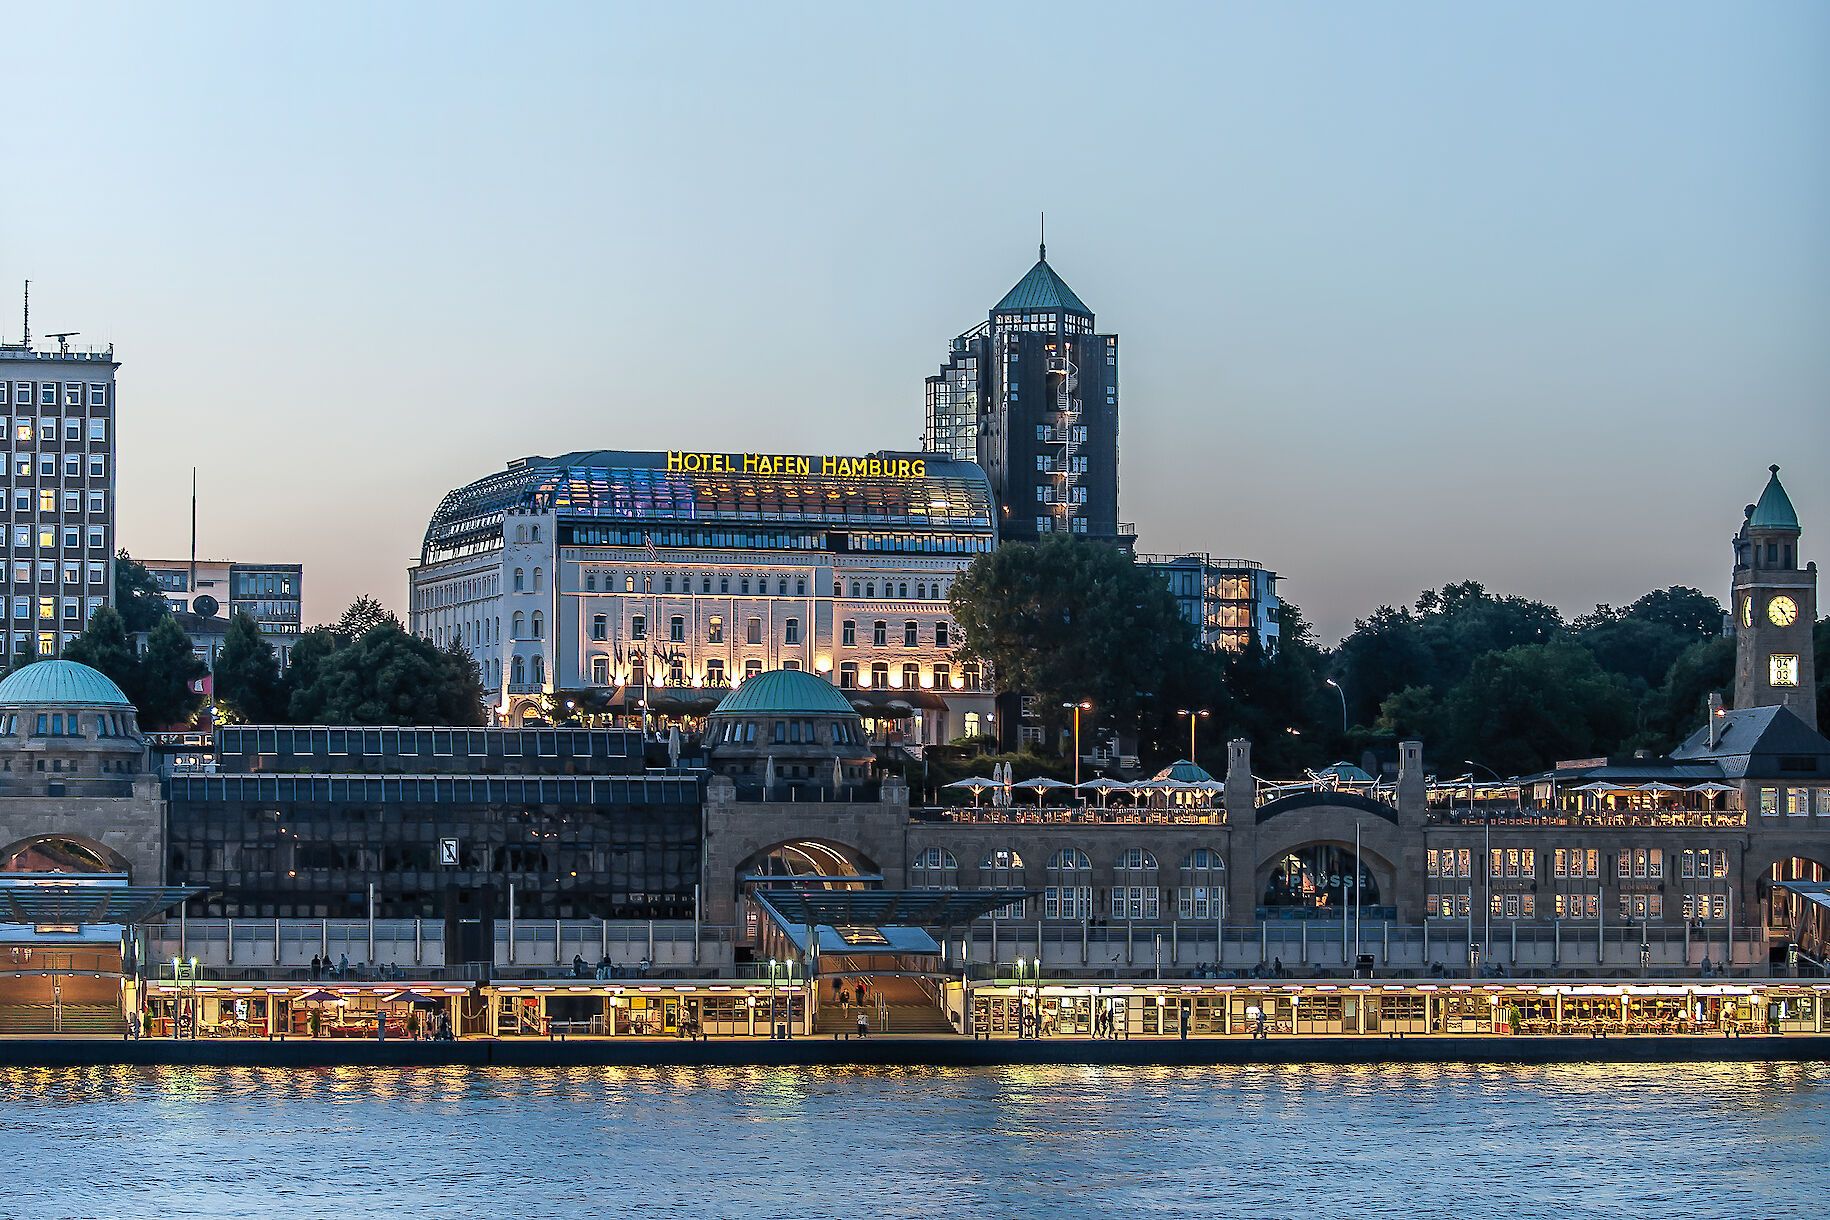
left=1731, top=465, right=1816, bottom=729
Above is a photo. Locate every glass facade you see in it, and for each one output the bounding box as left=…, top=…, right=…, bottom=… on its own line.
left=164, top=726, right=702, bottom=919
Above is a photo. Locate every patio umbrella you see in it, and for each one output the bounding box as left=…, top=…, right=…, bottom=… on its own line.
left=1636, top=782, right=1685, bottom=793
left=293, top=990, right=340, bottom=1005
left=1570, top=782, right=1625, bottom=792
left=1012, top=777, right=1073, bottom=803
left=1077, top=777, right=1129, bottom=807
left=386, top=991, right=442, bottom=1007
left=1688, top=782, right=1739, bottom=793
left=944, top=777, right=995, bottom=808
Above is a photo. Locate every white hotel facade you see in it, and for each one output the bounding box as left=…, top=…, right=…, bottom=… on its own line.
left=409, top=450, right=997, bottom=743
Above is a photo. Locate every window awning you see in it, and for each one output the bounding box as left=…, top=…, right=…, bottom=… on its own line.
left=0, top=883, right=199, bottom=926
left=757, top=889, right=1034, bottom=928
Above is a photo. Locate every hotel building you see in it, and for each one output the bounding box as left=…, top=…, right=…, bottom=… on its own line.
left=408, top=449, right=998, bottom=742
left=0, top=336, right=117, bottom=662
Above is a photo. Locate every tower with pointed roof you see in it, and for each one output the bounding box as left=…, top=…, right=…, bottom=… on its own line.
left=1731, top=465, right=1816, bottom=729
left=924, top=238, right=1125, bottom=547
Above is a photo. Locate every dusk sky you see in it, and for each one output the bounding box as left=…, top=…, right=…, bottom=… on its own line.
left=2, top=3, right=1824, bottom=642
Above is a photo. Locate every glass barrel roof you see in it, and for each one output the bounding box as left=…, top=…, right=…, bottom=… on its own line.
left=423, top=450, right=994, bottom=557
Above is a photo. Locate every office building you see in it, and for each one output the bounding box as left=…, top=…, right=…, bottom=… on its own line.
left=1139, top=553, right=1281, bottom=654
left=0, top=332, right=117, bottom=661
left=141, top=559, right=304, bottom=666
left=924, top=241, right=1124, bottom=546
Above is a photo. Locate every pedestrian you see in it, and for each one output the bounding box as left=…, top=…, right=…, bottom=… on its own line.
left=856, top=1011, right=868, bottom=1039
left=832, top=977, right=843, bottom=1004
left=1273, top=956, right=1284, bottom=978
left=337, top=952, right=349, bottom=979
left=309, top=954, right=320, bottom=981
left=1179, top=1006, right=1190, bottom=1041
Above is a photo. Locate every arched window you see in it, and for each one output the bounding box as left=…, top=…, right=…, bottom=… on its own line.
left=979, top=848, right=1025, bottom=918
left=911, top=847, right=958, bottom=890
left=511, top=611, right=525, bottom=638
left=1045, top=848, right=1093, bottom=920
left=1178, top=848, right=1228, bottom=919
left=531, top=611, right=543, bottom=639
left=872, top=620, right=888, bottom=647
left=838, top=661, right=858, bottom=688
left=532, top=655, right=545, bottom=684
left=530, top=525, right=540, bottom=542
left=532, top=567, right=543, bottom=592
left=869, top=661, right=888, bottom=688
left=585, top=573, right=596, bottom=592
left=1112, top=848, right=1160, bottom=920
left=513, top=568, right=525, bottom=592
left=899, top=662, right=919, bottom=689
left=511, top=655, right=525, bottom=686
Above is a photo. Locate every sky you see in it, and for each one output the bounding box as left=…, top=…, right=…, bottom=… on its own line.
left=2, top=2, right=1825, bottom=643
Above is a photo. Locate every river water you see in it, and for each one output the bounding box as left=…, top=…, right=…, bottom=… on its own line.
left=0, top=1062, right=1823, bottom=1216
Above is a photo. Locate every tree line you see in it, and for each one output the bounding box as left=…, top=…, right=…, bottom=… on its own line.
left=54, top=557, right=485, bottom=728
left=950, top=538, right=1830, bottom=780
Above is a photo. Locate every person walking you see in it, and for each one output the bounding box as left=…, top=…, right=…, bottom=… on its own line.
left=855, top=1011, right=869, bottom=1039
left=309, top=954, right=320, bottom=981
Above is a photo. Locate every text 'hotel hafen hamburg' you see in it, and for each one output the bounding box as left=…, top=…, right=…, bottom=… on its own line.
left=409, top=448, right=998, bottom=744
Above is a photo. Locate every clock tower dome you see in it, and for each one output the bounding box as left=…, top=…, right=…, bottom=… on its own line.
left=1731, top=465, right=1816, bottom=729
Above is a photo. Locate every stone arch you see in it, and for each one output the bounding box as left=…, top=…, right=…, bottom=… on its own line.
left=1251, top=805, right=1404, bottom=918
left=0, top=833, right=133, bottom=878
left=736, top=838, right=879, bottom=886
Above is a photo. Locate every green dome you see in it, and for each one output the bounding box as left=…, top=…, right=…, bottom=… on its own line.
left=0, top=660, right=133, bottom=707
left=1152, top=758, right=1216, bottom=784
left=711, top=670, right=856, bottom=717
left=1750, top=465, right=1800, bottom=531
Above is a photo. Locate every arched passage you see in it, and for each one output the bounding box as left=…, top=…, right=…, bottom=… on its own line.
left=0, top=834, right=132, bottom=879
left=1261, top=842, right=1382, bottom=913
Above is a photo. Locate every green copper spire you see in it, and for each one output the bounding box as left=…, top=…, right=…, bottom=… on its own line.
left=1750, top=464, right=1800, bottom=531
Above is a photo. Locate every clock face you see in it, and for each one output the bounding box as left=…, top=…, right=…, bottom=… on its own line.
left=1741, top=597, right=1754, bottom=629
left=1768, top=595, right=1799, bottom=627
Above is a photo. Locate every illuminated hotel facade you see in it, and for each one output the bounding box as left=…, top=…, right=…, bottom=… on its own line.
left=408, top=449, right=998, bottom=742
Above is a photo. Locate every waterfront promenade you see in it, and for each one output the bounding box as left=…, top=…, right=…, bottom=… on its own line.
left=6, top=1028, right=1830, bottom=1069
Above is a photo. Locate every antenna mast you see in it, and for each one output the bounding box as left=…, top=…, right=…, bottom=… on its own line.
left=190, top=468, right=198, bottom=602
left=22, top=281, right=29, bottom=349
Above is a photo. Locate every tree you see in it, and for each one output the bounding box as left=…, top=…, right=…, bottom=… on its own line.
left=332, top=595, right=400, bottom=640
left=282, top=629, right=343, bottom=722
left=61, top=606, right=140, bottom=698
left=135, top=616, right=207, bottom=728
left=213, top=611, right=285, bottom=723
left=950, top=537, right=1197, bottom=746
left=1443, top=642, right=1636, bottom=776
left=1575, top=616, right=1695, bottom=690
left=1641, top=636, right=1735, bottom=751
left=286, top=622, right=484, bottom=725
left=114, top=551, right=171, bottom=634
left=1619, top=586, right=1724, bottom=639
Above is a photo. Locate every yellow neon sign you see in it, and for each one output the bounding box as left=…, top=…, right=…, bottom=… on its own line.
left=665, top=452, right=926, bottom=479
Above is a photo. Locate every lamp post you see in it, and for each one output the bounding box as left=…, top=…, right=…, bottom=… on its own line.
left=1324, top=678, right=1347, bottom=736
left=1176, top=708, right=1210, bottom=762
left=1061, top=701, right=1092, bottom=787
left=1467, top=760, right=1505, bottom=970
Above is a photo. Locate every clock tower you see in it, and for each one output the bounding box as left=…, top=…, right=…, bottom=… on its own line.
left=1731, top=465, right=1816, bottom=729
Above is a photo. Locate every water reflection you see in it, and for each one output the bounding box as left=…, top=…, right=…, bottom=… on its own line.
left=0, top=1064, right=1823, bottom=1215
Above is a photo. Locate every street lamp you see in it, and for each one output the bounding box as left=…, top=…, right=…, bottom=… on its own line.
left=1467, top=760, right=1505, bottom=968
left=1324, top=678, right=1347, bottom=735
left=1061, top=701, right=1092, bottom=786
left=1176, top=708, right=1210, bottom=762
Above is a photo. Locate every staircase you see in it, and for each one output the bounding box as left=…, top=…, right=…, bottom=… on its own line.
left=815, top=1001, right=956, bottom=1036
left=0, top=1003, right=123, bottom=1035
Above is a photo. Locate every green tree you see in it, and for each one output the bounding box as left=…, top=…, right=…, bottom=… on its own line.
left=61, top=606, right=141, bottom=699
left=286, top=622, right=485, bottom=725
left=114, top=551, right=171, bottom=634
left=1619, top=586, right=1725, bottom=639
left=1575, top=616, right=1695, bottom=690
left=332, top=595, right=400, bottom=640
left=282, top=629, right=343, bottom=722
left=950, top=537, right=1197, bottom=747
left=1443, top=642, right=1636, bottom=776
left=1641, top=635, right=1735, bottom=750
left=213, top=611, right=285, bottom=723
left=135, top=616, right=207, bottom=728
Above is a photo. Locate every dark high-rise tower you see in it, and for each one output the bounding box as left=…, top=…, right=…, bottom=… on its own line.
left=925, top=241, right=1124, bottom=547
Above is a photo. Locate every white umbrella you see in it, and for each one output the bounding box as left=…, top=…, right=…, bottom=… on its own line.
left=1688, top=782, right=1739, bottom=793
left=944, top=777, right=995, bottom=808
left=1077, top=777, right=1129, bottom=808
left=1012, top=777, right=1072, bottom=805
left=1636, top=781, right=1685, bottom=793
left=1570, top=781, right=1624, bottom=792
